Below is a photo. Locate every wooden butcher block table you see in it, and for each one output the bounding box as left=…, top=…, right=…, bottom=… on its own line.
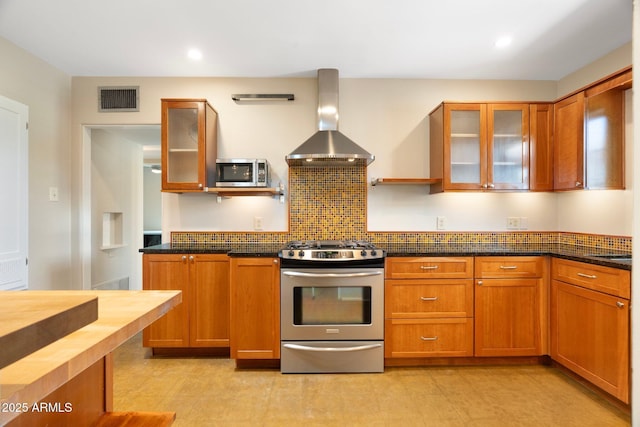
left=0, top=293, right=98, bottom=369
left=0, top=290, right=181, bottom=426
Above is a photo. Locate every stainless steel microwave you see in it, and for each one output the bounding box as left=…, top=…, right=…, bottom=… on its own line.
left=215, top=159, right=270, bottom=187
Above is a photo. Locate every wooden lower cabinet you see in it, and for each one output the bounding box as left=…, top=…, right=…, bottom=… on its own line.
left=142, top=253, right=230, bottom=348
left=551, top=258, right=630, bottom=403
left=230, top=257, right=280, bottom=360
left=474, top=278, right=543, bottom=356
left=474, top=256, right=548, bottom=357
left=385, top=257, right=474, bottom=358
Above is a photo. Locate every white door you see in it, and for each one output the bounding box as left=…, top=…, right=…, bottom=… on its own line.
left=0, top=95, right=28, bottom=290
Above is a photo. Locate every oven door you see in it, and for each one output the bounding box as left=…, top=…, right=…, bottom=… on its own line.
left=280, top=268, right=384, bottom=341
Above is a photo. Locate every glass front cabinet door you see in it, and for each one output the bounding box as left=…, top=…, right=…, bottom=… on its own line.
left=161, top=99, right=217, bottom=192
left=487, top=104, right=529, bottom=190
left=444, top=103, right=486, bottom=190
left=442, top=103, right=529, bottom=191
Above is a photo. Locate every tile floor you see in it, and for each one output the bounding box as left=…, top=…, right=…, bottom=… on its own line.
left=113, top=334, right=630, bottom=426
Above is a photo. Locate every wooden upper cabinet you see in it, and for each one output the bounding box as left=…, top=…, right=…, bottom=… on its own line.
left=554, top=68, right=631, bottom=191
left=584, top=86, right=625, bottom=189
left=553, top=92, right=585, bottom=190
left=161, top=99, right=218, bottom=192
left=529, top=104, right=554, bottom=191
left=430, top=102, right=532, bottom=192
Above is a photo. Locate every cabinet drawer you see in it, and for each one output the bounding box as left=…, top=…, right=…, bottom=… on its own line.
left=385, top=257, right=473, bottom=279
left=552, top=258, right=630, bottom=299
left=475, top=256, right=545, bottom=278
left=385, top=318, right=473, bottom=358
left=385, top=279, right=473, bottom=318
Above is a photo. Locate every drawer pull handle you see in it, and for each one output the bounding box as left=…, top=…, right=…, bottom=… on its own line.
left=420, top=336, right=438, bottom=341
left=420, top=296, right=438, bottom=301
left=420, top=265, right=439, bottom=270
left=499, top=265, right=518, bottom=270
left=577, top=272, right=597, bottom=279
left=617, top=301, right=625, bottom=308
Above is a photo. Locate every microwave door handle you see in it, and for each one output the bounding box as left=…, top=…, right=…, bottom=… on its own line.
left=283, top=343, right=382, bottom=352
left=282, top=271, right=383, bottom=279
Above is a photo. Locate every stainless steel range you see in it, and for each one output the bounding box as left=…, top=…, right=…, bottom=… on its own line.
left=279, top=240, right=385, bottom=374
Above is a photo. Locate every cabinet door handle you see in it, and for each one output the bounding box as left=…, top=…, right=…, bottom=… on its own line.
left=189, top=255, right=195, bottom=262
left=577, top=272, right=597, bottom=279
left=477, top=280, right=483, bottom=286
left=499, top=265, right=518, bottom=270
left=181, top=255, right=187, bottom=261
left=420, top=265, right=439, bottom=270
left=488, top=183, right=495, bottom=189
left=420, top=336, right=438, bottom=341
left=575, top=181, right=582, bottom=187
left=616, top=301, right=625, bottom=308
left=283, top=343, right=382, bottom=353
left=420, top=296, right=438, bottom=301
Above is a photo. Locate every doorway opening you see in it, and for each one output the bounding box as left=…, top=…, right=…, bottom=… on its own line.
left=81, top=124, right=160, bottom=291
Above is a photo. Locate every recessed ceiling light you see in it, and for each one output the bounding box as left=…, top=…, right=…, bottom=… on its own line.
left=494, top=36, right=512, bottom=49
left=187, top=48, right=203, bottom=61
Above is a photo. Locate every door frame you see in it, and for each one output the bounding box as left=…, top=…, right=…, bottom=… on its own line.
left=0, top=95, right=29, bottom=290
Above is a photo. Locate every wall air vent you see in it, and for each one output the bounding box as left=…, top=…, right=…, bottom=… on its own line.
left=98, top=86, right=139, bottom=112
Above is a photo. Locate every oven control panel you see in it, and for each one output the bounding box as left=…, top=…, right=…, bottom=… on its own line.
left=280, top=249, right=383, bottom=261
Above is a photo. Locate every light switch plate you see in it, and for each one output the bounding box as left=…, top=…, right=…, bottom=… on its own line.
left=506, top=217, right=520, bottom=229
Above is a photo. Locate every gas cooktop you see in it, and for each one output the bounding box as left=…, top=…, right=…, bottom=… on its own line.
left=279, top=240, right=384, bottom=261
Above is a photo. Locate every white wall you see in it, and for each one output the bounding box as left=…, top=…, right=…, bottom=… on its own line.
left=0, top=37, right=73, bottom=290
left=143, top=166, right=162, bottom=231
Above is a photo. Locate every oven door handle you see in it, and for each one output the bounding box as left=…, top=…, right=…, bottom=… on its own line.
left=282, top=271, right=383, bottom=278
left=283, top=343, right=382, bottom=353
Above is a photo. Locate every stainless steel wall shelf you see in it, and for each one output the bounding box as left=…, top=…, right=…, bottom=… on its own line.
left=231, top=94, right=294, bottom=101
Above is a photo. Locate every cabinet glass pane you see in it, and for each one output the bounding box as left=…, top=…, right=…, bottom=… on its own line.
left=492, top=110, right=524, bottom=184
left=167, top=107, right=199, bottom=183
left=450, top=110, right=480, bottom=184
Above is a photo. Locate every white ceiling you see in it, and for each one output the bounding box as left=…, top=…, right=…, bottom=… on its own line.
left=0, top=0, right=632, bottom=80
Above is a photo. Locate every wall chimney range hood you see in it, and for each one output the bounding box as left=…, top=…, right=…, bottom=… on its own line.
left=286, top=69, right=374, bottom=167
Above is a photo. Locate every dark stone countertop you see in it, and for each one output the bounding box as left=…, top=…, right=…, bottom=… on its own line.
left=139, top=242, right=282, bottom=257
left=376, top=242, right=631, bottom=270
left=140, top=242, right=631, bottom=270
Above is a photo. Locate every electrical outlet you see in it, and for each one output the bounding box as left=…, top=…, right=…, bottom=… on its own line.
left=520, top=217, right=529, bottom=230
left=436, top=216, right=447, bottom=230
left=506, top=217, right=521, bottom=229
left=253, top=216, right=263, bottom=230
left=49, top=186, right=59, bottom=202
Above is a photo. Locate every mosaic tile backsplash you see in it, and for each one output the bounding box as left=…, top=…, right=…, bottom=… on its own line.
left=171, top=166, right=631, bottom=252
